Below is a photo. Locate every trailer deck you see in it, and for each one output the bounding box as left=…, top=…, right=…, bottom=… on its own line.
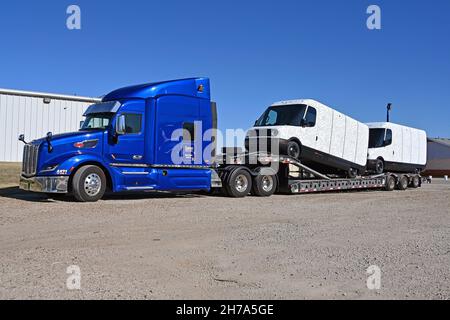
left=215, top=152, right=422, bottom=197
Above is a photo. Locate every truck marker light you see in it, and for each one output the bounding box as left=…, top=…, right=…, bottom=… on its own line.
left=74, top=142, right=84, bottom=148
left=197, top=84, right=204, bottom=92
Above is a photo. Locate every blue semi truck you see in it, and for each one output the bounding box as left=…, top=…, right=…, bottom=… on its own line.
left=18, top=77, right=418, bottom=202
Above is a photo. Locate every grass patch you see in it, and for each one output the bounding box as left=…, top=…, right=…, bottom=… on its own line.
left=0, top=162, right=21, bottom=187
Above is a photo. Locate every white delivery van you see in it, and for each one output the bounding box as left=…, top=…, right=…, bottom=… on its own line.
left=366, top=122, right=427, bottom=174
left=245, top=99, right=369, bottom=177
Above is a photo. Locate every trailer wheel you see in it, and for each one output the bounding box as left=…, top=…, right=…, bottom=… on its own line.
left=252, top=174, right=277, bottom=197
left=410, top=175, right=420, bottom=188
left=385, top=175, right=396, bottom=191
left=225, top=169, right=252, bottom=198
left=397, top=175, right=409, bottom=190
left=347, top=168, right=358, bottom=179
left=72, top=165, right=106, bottom=202
left=286, top=141, right=301, bottom=159
left=375, top=159, right=384, bottom=174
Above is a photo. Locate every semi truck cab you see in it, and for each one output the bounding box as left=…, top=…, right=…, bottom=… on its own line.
left=19, top=78, right=217, bottom=202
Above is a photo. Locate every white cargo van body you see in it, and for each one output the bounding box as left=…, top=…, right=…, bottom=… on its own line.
left=246, top=99, right=369, bottom=174
left=366, top=122, right=427, bottom=173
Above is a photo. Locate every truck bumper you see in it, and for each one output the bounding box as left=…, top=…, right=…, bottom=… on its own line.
left=20, top=176, right=69, bottom=194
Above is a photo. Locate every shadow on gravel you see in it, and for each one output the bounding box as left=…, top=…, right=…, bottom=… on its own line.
left=0, top=186, right=208, bottom=203
left=0, top=186, right=50, bottom=202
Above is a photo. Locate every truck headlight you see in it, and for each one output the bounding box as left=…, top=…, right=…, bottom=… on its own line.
left=41, top=165, right=59, bottom=173
left=74, top=139, right=98, bottom=149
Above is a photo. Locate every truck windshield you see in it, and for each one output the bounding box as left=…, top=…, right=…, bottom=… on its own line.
left=369, top=128, right=386, bottom=148
left=81, top=113, right=114, bottom=130
left=255, top=104, right=307, bottom=127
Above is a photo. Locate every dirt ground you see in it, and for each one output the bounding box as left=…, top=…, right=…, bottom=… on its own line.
left=0, top=168, right=449, bottom=299
left=0, top=162, right=21, bottom=188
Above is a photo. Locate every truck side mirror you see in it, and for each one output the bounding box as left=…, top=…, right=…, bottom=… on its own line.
left=116, top=115, right=126, bottom=135
left=18, top=134, right=27, bottom=144
left=79, top=120, right=84, bottom=129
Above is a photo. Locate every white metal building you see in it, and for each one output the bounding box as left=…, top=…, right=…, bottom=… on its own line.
left=0, top=88, right=101, bottom=162
left=423, top=138, right=450, bottom=177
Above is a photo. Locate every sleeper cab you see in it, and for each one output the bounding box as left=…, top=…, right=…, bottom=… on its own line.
left=366, top=122, right=427, bottom=174
left=245, top=99, right=369, bottom=175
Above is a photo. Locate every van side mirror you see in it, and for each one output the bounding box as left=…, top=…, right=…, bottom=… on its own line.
left=116, top=115, right=126, bottom=135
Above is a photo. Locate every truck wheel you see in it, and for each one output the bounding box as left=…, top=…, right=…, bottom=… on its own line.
left=252, top=174, right=277, bottom=197
left=72, top=165, right=106, bottom=202
left=286, top=141, right=300, bottom=159
left=397, top=175, right=409, bottom=190
left=226, top=169, right=252, bottom=198
left=375, top=159, right=384, bottom=174
left=385, top=175, right=396, bottom=191
left=410, top=175, right=420, bottom=188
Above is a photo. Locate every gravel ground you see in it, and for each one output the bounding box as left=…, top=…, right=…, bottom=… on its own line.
left=0, top=179, right=449, bottom=300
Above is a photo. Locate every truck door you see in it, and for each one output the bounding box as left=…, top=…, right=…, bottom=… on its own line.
left=155, top=95, right=202, bottom=165
left=106, top=100, right=146, bottom=164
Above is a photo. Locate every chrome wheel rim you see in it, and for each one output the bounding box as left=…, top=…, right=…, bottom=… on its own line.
left=84, top=173, right=101, bottom=196
left=261, top=176, right=274, bottom=192
left=235, top=174, right=248, bottom=193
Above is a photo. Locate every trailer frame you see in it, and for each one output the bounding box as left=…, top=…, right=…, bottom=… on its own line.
left=214, top=152, right=422, bottom=197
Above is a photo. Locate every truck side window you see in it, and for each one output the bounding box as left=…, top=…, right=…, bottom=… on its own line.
left=384, top=129, right=393, bottom=146
left=303, top=107, right=317, bottom=127
left=183, top=122, right=195, bottom=141
left=123, top=114, right=142, bottom=134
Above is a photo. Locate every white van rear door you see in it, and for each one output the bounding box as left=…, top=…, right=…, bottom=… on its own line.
left=411, top=129, right=420, bottom=164
left=355, top=124, right=369, bottom=166
left=343, top=117, right=358, bottom=164
left=402, top=127, right=412, bottom=164
left=313, top=105, right=332, bottom=154
left=329, top=111, right=345, bottom=158
left=392, top=127, right=402, bottom=163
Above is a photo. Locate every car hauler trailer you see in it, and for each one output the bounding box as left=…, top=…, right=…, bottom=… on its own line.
left=213, top=151, right=422, bottom=198
left=18, top=78, right=423, bottom=202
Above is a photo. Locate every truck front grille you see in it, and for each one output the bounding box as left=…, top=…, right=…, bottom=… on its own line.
left=22, top=144, right=39, bottom=177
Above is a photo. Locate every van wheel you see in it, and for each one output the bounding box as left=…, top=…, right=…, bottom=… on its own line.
left=397, top=175, right=409, bottom=190
left=72, top=165, right=106, bottom=202
left=385, top=175, right=396, bottom=191
left=410, top=175, right=420, bottom=188
left=252, top=174, right=277, bottom=197
left=286, top=141, right=300, bottom=159
left=226, top=169, right=252, bottom=198
left=375, top=159, right=384, bottom=174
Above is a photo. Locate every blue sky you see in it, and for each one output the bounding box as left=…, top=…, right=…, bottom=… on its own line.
left=0, top=0, right=449, bottom=141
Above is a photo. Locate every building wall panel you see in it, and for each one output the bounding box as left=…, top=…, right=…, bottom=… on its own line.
left=0, top=90, right=100, bottom=162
